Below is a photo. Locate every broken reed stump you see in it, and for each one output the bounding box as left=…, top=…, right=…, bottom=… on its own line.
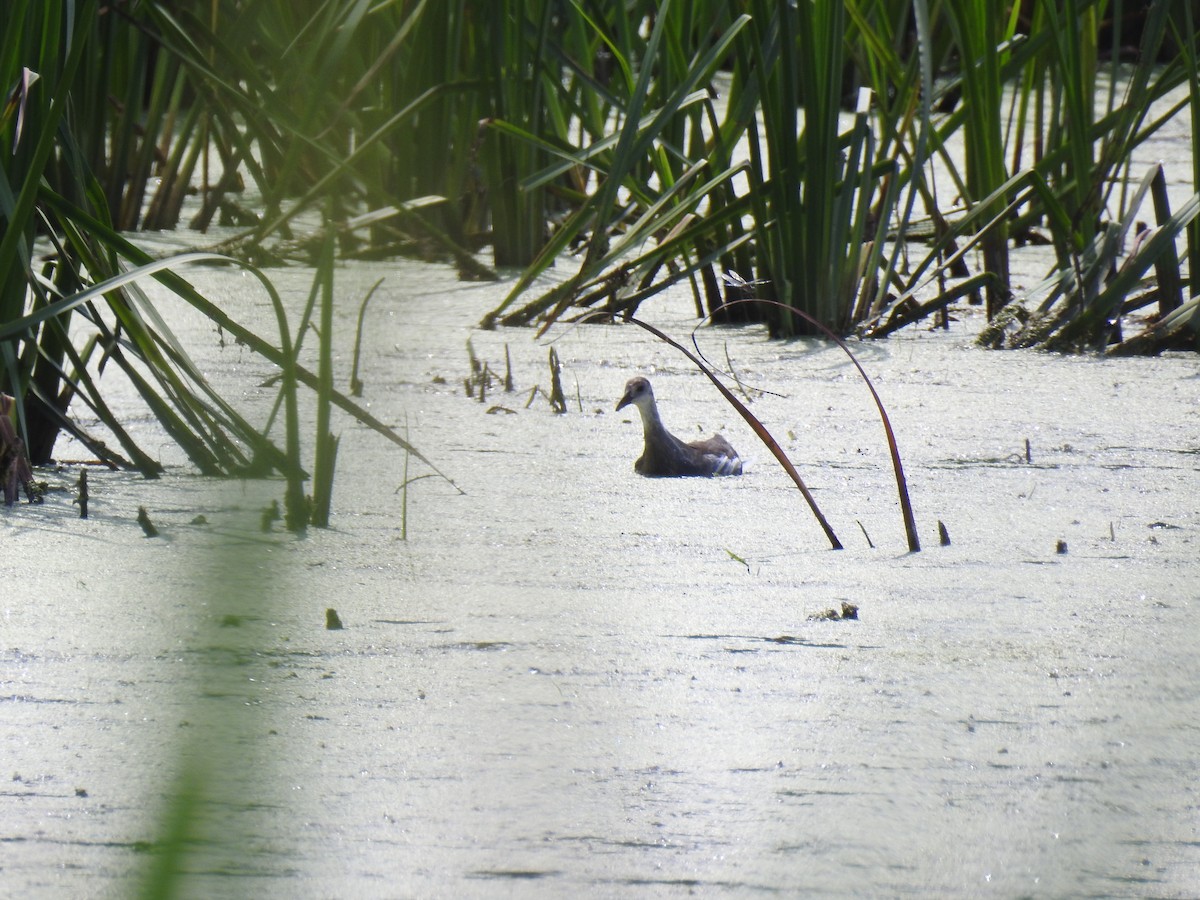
left=261, top=499, right=281, bottom=532
left=137, top=506, right=159, bottom=537
left=76, top=469, right=88, bottom=519
left=808, top=602, right=860, bottom=621
left=0, top=393, right=37, bottom=506
left=547, top=347, right=566, bottom=414
left=856, top=520, right=875, bottom=549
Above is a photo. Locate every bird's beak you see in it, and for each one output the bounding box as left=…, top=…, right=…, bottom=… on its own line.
left=615, top=390, right=632, bottom=412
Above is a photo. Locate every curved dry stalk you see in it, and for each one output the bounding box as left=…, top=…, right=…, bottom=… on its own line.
left=694, top=299, right=920, bottom=552
left=622, top=315, right=843, bottom=551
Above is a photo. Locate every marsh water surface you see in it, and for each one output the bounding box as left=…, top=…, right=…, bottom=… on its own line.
left=3, top=252, right=1199, bottom=897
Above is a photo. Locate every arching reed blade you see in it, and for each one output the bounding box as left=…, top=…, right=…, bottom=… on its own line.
left=623, top=315, right=843, bottom=551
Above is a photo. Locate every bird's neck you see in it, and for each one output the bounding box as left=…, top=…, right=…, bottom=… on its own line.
left=636, top=400, right=665, bottom=433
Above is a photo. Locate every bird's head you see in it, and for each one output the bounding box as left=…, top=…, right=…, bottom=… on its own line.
left=615, top=376, right=654, bottom=412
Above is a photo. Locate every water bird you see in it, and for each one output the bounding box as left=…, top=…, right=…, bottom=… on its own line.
left=615, top=376, right=742, bottom=477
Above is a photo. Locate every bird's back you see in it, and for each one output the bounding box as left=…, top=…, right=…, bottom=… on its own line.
left=636, top=431, right=742, bottom=477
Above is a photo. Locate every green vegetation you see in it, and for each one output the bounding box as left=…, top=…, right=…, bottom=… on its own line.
left=3, top=5, right=1195, bottom=889
left=1, top=0, right=451, bottom=527
left=3, top=0, right=1199, bottom=507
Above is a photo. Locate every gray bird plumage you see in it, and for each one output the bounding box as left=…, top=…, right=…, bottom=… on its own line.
left=615, top=376, right=743, bottom=477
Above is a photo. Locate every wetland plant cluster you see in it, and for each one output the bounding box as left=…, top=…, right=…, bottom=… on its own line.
left=4, top=4, right=1199, bottom=893
left=2, top=0, right=1200, bottom=520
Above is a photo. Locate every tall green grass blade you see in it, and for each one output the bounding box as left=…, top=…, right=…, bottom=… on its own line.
left=1176, top=0, right=1200, bottom=290
left=137, top=537, right=284, bottom=897
left=942, top=0, right=1016, bottom=316
left=484, top=9, right=751, bottom=325
left=310, top=224, right=337, bottom=527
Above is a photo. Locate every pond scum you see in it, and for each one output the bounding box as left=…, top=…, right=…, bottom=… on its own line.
left=3, top=2, right=1199, bottom=887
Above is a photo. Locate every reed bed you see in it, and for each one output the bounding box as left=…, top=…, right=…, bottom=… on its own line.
left=4, top=4, right=1198, bottom=888
left=3, top=0, right=1199, bottom=499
